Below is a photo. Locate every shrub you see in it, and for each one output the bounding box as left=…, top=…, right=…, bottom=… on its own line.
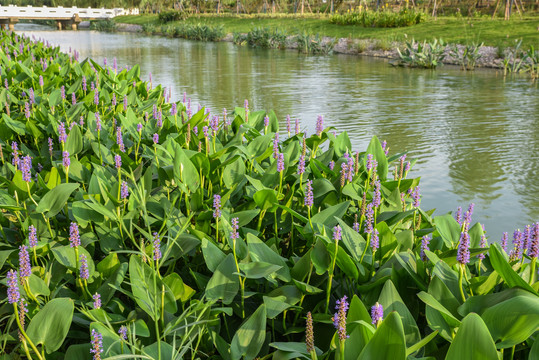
left=330, top=7, right=426, bottom=28
left=89, top=19, right=117, bottom=32
left=396, top=38, right=446, bottom=68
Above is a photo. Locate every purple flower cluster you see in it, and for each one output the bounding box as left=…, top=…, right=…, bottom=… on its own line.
left=93, top=293, right=101, bottom=309
left=121, top=181, right=129, bottom=200
left=90, top=329, right=103, bottom=360
left=273, top=134, right=279, bottom=159
left=153, top=232, right=161, bottom=261
left=96, top=112, right=102, bottom=131
left=411, top=186, right=421, bottom=208
left=58, top=122, right=67, bottom=143
left=286, top=115, right=291, bottom=134
left=477, top=224, right=487, bottom=260
left=48, top=137, right=54, bottom=156
left=333, top=225, right=342, bottom=242
left=63, top=151, right=70, bottom=168
left=19, top=245, right=31, bottom=279
left=21, top=155, right=32, bottom=183
left=115, top=154, right=122, bottom=169
left=371, top=229, right=380, bottom=252
left=277, top=153, right=284, bottom=173
left=69, top=222, right=80, bottom=248
left=119, top=326, right=128, bottom=341
left=264, top=115, right=269, bottom=128
left=329, top=160, right=335, bottom=171
left=455, top=206, right=462, bottom=225
left=116, top=127, right=125, bottom=152
left=371, top=302, right=384, bottom=326
left=153, top=133, right=159, bottom=144
left=456, top=230, right=471, bottom=265
left=79, top=254, right=89, bottom=280
left=353, top=214, right=360, bottom=233
left=7, top=270, right=19, bottom=304
left=511, top=230, right=523, bottom=260
left=420, top=235, right=431, bottom=261
left=304, top=180, right=313, bottom=207
left=365, top=203, right=374, bottom=234
left=295, top=118, right=300, bottom=134
left=332, top=296, right=349, bottom=341
left=316, top=115, right=324, bottom=136
left=213, top=194, right=222, bottom=218
left=373, top=180, right=381, bottom=208
left=297, top=154, right=305, bottom=175
left=501, top=232, right=508, bottom=252
left=28, top=225, right=38, bottom=248
left=231, top=217, right=239, bottom=241
left=123, top=95, right=128, bottom=112
left=530, top=223, right=539, bottom=258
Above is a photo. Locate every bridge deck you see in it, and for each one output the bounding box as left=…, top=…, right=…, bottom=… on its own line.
left=0, top=5, right=136, bottom=20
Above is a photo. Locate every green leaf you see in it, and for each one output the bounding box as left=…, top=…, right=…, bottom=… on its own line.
left=201, top=238, right=226, bottom=273
left=434, top=214, right=461, bottom=248
left=26, top=298, right=74, bottom=354
left=65, top=124, right=83, bottom=155
left=365, top=136, right=388, bottom=181
left=481, top=295, right=539, bottom=349
left=359, top=311, right=406, bottom=360
left=205, top=254, right=239, bottom=305
left=406, top=331, right=439, bottom=356
left=489, top=243, right=538, bottom=296
left=239, top=261, right=282, bottom=279
left=36, top=183, right=80, bottom=218
left=230, top=304, right=267, bottom=360
left=246, top=233, right=290, bottom=282
left=378, top=280, right=421, bottom=347
left=417, top=291, right=461, bottom=328
left=253, top=188, right=278, bottom=211
left=445, top=313, right=499, bottom=360
left=308, top=201, right=350, bottom=232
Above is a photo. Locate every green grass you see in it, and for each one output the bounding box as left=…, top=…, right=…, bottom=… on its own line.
left=114, top=14, right=539, bottom=48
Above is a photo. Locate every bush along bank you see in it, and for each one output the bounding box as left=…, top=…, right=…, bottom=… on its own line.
left=1, top=29, right=539, bottom=360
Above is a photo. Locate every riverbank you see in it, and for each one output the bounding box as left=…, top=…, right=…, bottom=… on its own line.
left=113, top=17, right=529, bottom=69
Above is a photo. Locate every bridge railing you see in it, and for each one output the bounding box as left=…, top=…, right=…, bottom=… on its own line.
left=0, top=5, right=138, bottom=19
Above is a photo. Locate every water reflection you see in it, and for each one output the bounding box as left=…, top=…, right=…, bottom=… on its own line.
left=16, top=24, right=539, bottom=239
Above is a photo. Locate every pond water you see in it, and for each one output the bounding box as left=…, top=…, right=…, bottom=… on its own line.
left=16, top=24, right=539, bottom=241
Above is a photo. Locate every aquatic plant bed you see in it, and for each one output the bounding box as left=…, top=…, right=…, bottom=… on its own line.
left=0, top=29, right=538, bottom=360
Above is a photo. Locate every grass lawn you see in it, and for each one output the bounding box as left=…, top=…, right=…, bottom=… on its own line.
left=114, top=14, right=539, bottom=48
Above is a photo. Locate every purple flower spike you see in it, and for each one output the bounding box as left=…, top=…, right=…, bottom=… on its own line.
left=420, top=235, right=431, bottom=261
left=213, top=194, right=222, bottom=218
left=366, top=154, right=374, bottom=172
left=371, top=229, right=379, bottom=252
left=463, top=203, right=475, bottom=228
left=119, top=326, right=127, bottom=341
left=455, top=207, right=463, bottom=225
left=273, top=134, right=279, bottom=159
left=90, top=329, right=103, bottom=360
left=7, top=270, right=19, bottom=304
left=24, top=102, right=30, bottom=119
left=523, top=225, right=532, bottom=254
left=39, top=75, right=44, bottom=88
left=61, top=86, right=66, bottom=100
left=58, top=122, right=67, bottom=143
left=332, top=295, right=349, bottom=341
left=373, top=180, right=381, bottom=208
left=114, top=154, right=122, bottom=169
left=21, top=155, right=32, bottom=183
left=121, top=181, right=129, bottom=200
left=512, top=230, right=523, bottom=260
left=371, top=302, right=383, bottom=326
left=69, top=222, right=80, bottom=248
left=316, top=115, right=324, bottom=136
left=95, top=112, right=101, bottom=131
left=94, top=89, right=99, bottom=106
left=137, top=123, right=143, bottom=133
left=79, top=254, right=89, bottom=280
left=457, top=229, right=470, bottom=265
left=153, top=133, right=159, bottom=144
left=411, top=186, right=421, bottom=208
left=298, top=154, right=305, bottom=175
left=19, top=245, right=31, bottom=279
left=501, top=232, right=508, bottom=252
left=264, top=115, right=269, bottom=128
left=82, top=76, right=86, bottom=91
left=295, top=118, right=300, bottom=134
left=478, top=224, right=487, bottom=260
left=333, top=225, right=342, bottom=242
left=365, top=203, right=374, bottom=234
left=123, top=95, right=128, bottom=112
left=231, top=217, right=240, bottom=241
left=304, top=180, right=313, bottom=207
left=93, top=293, right=101, bottom=309
left=28, top=225, right=38, bottom=248
left=529, top=223, right=539, bottom=259
left=116, top=127, right=125, bottom=152
left=329, top=160, right=335, bottom=171
left=286, top=115, right=291, bottom=135
left=153, top=232, right=161, bottom=261
left=277, top=153, right=284, bottom=173
left=63, top=151, right=70, bottom=168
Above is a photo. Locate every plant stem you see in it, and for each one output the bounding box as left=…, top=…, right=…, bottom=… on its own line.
left=14, top=305, right=44, bottom=360
left=458, top=264, right=467, bottom=303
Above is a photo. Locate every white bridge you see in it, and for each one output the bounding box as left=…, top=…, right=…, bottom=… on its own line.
left=0, top=5, right=139, bottom=30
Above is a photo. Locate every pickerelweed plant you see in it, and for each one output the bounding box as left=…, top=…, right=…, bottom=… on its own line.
left=0, top=29, right=538, bottom=360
